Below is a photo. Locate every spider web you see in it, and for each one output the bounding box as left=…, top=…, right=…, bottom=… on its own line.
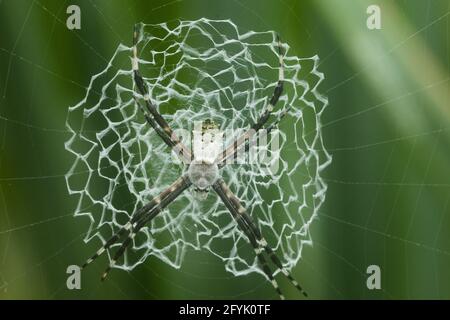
left=64, top=18, right=331, bottom=278
left=0, top=0, right=449, bottom=300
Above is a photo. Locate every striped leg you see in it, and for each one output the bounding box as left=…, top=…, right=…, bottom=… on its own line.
left=99, top=209, right=154, bottom=281
left=218, top=106, right=292, bottom=170
left=81, top=175, right=191, bottom=270
left=212, top=180, right=285, bottom=300
left=214, top=179, right=308, bottom=298
left=132, top=23, right=192, bottom=164
left=134, top=97, right=180, bottom=152
left=217, top=34, right=285, bottom=165
left=250, top=34, right=285, bottom=132
left=217, top=101, right=294, bottom=169
left=100, top=175, right=192, bottom=280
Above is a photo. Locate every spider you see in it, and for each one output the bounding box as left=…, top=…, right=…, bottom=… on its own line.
left=81, top=24, right=307, bottom=300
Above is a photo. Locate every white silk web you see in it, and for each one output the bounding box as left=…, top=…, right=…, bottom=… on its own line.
left=65, top=19, right=331, bottom=278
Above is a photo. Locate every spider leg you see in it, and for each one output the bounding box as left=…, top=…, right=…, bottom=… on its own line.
left=81, top=175, right=191, bottom=270
left=218, top=104, right=294, bottom=169
left=134, top=97, right=181, bottom=152
left=100, top=175, right=192, bottom=281
left=213, top=179, right=308, bottom=298
left=212, top=179, right=285, bottom=300
left=251, top=34, right=285, bottom=132
left=238, top=214, right=308, bottom=297
left=224, top=185, right=307, bottom=297
left=217, top=34, right=285, bottom=165
left=132, top=23, right=192, bottom=163
left=100, top=210, right=153, bottom=281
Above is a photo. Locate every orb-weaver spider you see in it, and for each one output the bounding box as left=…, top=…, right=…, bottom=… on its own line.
left=81, top=24, right=307, bottom=300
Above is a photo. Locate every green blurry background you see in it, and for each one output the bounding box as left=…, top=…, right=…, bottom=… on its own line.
left=0, top=0, right=449, bottom=299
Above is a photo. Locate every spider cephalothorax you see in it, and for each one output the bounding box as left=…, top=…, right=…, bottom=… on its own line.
left=188, top=119, right=221, bottom=197
left=81, top=24, right=307, bottom=300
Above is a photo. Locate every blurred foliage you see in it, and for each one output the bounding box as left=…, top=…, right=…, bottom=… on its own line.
left=0, top=0, right=449, bottom=299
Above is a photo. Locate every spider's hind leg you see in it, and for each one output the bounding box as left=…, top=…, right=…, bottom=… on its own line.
left=234, top=199, right=308, bottom=298
left=81, top=199, right=157, bottom=270
left=213, top=180, right=286, bottom=300
left=81, top=221, right=133, bottom=270
left=99, top=175, right=192, bottom=280
left=99, top=204, right=164, bottom=281
left=256, top=237, right=308, bottom=297
left=213, top=179, right=308, bottom=299
left=100, top=223, right=139, bottom=281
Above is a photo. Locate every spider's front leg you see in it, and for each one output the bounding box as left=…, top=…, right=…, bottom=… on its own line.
left=132, top=24, right=192, bottom=164
left=217, top=34, right=285, bottom=166
left=213, top=179, right=307, bottom=300
left=81, top=175, right=192, bottom=280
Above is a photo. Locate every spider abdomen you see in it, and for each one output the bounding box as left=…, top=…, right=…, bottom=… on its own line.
left=187, top=160, right=219, bottom=191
